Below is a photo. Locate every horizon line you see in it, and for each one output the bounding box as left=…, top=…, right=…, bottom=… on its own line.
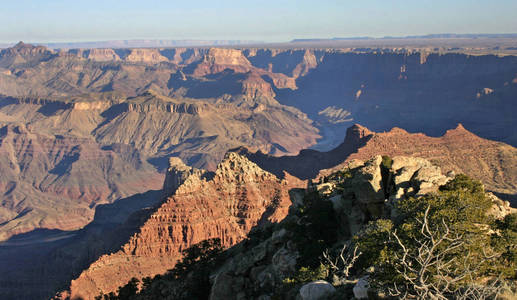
left=2, top=33, right=517, bottom=46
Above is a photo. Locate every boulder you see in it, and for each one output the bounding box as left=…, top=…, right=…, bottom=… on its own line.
left=411, top=165, right=449, bottom=195
left=353, top=276, right=370, bottom=299
left=299, top=280, right=336, bottom=300
left=391, top=156, right=431, bottom=172
left=487, top=193, right=517, bottom=219
left=350, top=155, right=384, bottom=206
left=210, top=272, right=245, bottom=300
left=272, top=247, right=299, bottom=277
left=316, top=182, right=335, bottom=195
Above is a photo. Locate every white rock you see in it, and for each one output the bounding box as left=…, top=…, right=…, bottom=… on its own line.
left=299, top=280, right=336, bottom=300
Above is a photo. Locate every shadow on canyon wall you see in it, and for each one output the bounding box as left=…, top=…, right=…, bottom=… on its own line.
left=0, top=189, right=163, bottom=300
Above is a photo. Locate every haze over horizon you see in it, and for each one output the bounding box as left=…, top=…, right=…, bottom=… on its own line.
left=2, top=0, right=517, bottom=44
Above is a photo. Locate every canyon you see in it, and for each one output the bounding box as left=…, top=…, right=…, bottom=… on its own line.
left=1, top=123, right=515, bottom=299
left=0, top=42, right=515, bottom=299
left=57, top=123, right=517, bottom=299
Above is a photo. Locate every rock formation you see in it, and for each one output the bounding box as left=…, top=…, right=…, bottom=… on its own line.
left=0, top=42, right=515, bottom=299
left=237, top=124, right=517, bottom=199
left=66, top=153, right=304, bottom=299
left=0, top=91, right=319, bottom=241
left=0, top=123, right=163, bottom=241
left=125, top=49, right=168, bottom=64
left=207, top=156, right=515, bottom=300
left=192, top=48, right=253, bottom=77
left=69, top=49, right=121, bottom=62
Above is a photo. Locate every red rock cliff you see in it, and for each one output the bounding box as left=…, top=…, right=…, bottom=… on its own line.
left=66, top=152, right=304, bottom=299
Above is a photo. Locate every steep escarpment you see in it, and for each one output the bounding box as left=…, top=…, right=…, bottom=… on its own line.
left=185, top=48, right=297, bottom=94
left=244, top=49, right=324, bottom=78
left=192, top=48, right=252, bottom=76
left=236, top=124, right=517, bottom=197
left=66, top=152, right=304, bottom=299
left=275, top=51, right=517, bottom=148
left=68, top=49, right=121, bottom=62
left=125, top=49, right=169, bottom=64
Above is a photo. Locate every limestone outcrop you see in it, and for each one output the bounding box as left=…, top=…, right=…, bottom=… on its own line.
left=126, top=49, right=168, bottom=64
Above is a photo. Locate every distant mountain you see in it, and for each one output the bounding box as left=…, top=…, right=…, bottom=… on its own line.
left=39, top=39, right=262, bottom=49
left=291, top=33, right=517, bottom=42
left=400, top=33, right=517, bottom=39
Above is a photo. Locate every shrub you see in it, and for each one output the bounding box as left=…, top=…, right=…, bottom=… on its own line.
left=286, top=191, right=339, bottom=267
left=380, top=155, right=393, bottom=169
left=352, top=174, right=512, bottom=298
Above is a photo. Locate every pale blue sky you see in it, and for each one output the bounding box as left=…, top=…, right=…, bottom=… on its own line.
left=1, top=0, right=516, bottom=43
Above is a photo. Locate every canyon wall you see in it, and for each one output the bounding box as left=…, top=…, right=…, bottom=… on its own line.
left=66, top=152, right=304, bottom=299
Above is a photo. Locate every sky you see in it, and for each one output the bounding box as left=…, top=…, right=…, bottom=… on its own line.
left=1, top=0, right=517, bottom=43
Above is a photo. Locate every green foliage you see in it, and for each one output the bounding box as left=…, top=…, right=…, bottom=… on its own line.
left=396, top=174, right=492, bottom=233
left=394, top=175, right=494, bottom=267
left=325, top=168, right=352, bottom=182
left=117, top=278, right=139, bottom=300
left=353, top=219, right=393, bottom=271
left=276, top=265, right=329, bottom=300
left=95, top=278, right=139, bottom=300
left=502, top=213, right=517, bottom=232
left=282, top=264, right=328, bottom=285
left=168, top=238, right=223, bottom=280
left=439, top=173, right=485, bottom=194
left=492, top=213, right=517, bottom=278
left=352, top=174, right=513, bottom=296
left=285, top=191, right=339, bottom=267
left=380, top=155, right=393, bottom=170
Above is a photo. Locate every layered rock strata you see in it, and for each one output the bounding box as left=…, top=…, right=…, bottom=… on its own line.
left=66, top=152, right=304, bottom=299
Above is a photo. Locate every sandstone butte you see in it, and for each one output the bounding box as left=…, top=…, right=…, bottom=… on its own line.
left=191, top=47, right=297, bottom=90
left=60, top=123, right=517, bottom=299
left=63, top=152, right=304, bottom=300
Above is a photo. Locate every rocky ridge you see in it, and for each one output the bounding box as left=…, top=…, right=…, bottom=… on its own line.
left=65, top=152, right=305, bottom=299
left=207, top=155, right=515, bottom=300
left=236, top=124, right=517, bottom=198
